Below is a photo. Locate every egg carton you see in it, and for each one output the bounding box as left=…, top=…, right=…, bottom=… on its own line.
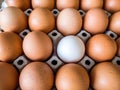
left=14, top=29, right=120, bottom=90
left=15, top=29, right=95, bottom=90
left=0, top=1, right=120, bottom=90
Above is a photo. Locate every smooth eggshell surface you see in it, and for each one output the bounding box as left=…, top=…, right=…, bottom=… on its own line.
left=0, top=62, right=19, bottom=90
left=29, top=8, right=55, bottom=33
left=19, top=62, right=54, bottom=90
left=104, top=0, right=120, bottom=13
left=57, top=36, right=85, bottom=63
left=86, top=34, right=117, bottom=62
left=109, top=11, right=120, bottom=35
left=0, top=32, right=22, bottom=62
left=23, top=31, right=53, bottom=61
left=56, top=63, right=90, bottom=90
left=84, top=8, right=108, bottom=34
left=56, top=0, right=79, bottom=10
left=57, top=8, right=82, bottom=36
left=0, top=6, right=28, bottom=33
left=32, top=0, right=55, bottom=10
left=90, top=62, right=120, bottom=90
left=81, top=0, right=103, bottom=11
left=5, top=0, right=31, bottom=11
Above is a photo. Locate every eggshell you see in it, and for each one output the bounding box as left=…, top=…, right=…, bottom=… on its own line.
left=5, top=0, right=31, bottom=11
left=86, top=34, right=117, bottom=62
left=57, top=36, right=85, bottom=63
left=81, top=0, right=103, bottom=11
left=0, top=32, right=22, bottom=62
left=116, top=37, right=120, bottom=57
left=32, top=0, right=55, bottom=10
left=56, top=0, right=79, bottom=10
left=109, top=11, right=120, bottom=35
left=56, top=63, right=90, bottom=90
left=0, top=62, right=19, bottom=90
left=104, top=0, right=120, bottom=13
left=83, top=8, right=108, bottom=34
left=90, top=62, right=120, bottom=90
left=29, top=8, right=55, bottom=33
left=23, top=31, right=53, bottom=61
left=0, top=6, right=27, bottom=33
left=19, top=62, right=54, bottom=90
left=57, top=8, right=82, bottom=36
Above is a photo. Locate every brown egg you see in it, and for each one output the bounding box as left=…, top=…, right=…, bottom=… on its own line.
left=104, top=0, right=120, bottom=13
left=19, top=62, right=54, bottom=90
left=0, top=62, right=19, bottom=90
left=32, top=0, right=55, bottom=10
left=56, top=63, right=89, bottom=90
left=57, top=8, right=82, bottom=36
left=109, top=11, right=120, bottom=35
left=56, top=0, right=79, bottom=10
left=81, top=0, right=103, bottom=11
left=0, top=32, right=22, bottom=62
left=84, top=8, right=108, bottom=34
left=86, top=34, right=117, bottom=62
left=116, top=37, right=120, bottom=56
left=5, top=0, right=31, bottom=11
left=29, top=8, right=55, bottom=33
left=90, top=62, right=120, bottom=90
left=23, top=31, right=53, bottom=61
left=0, top=7, right=27, bottom=33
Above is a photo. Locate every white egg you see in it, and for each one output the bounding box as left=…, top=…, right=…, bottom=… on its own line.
left=57, top=36, right=85, bottom=63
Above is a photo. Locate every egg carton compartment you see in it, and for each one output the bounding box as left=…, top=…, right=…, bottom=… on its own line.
left=104, top=10, right=112, bottom=18
left=78, top=10, right=86, bottom=17
left=46, top=55, right=64, bottom=72
left=19, top=29, right=31, bottom=38
left=13, top=55, right=30, bottom=71
left=48, top=30, right=94, bottom=90
left=52, top=9, right=60, bottom=17
left=112, top=56, right=120, bottom=67
left=24, top=8, right=33, bottom=16
left=78, top=55, right=95, bottom=71
left=77, top=30, right=91, bottom=43
left=48, top=30, right=64, bottom=55
left=105, top=30, right=118, bottom=40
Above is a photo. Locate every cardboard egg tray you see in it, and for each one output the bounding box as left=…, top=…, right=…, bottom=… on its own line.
left=0, top=0, right=120, bottom=90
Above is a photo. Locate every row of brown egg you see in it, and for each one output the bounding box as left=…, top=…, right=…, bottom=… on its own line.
left=2, top=0, right=120, bottom=13
left=0, top=0, right=120, bottom=90
left=1, top=6, right=120, bottom=37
